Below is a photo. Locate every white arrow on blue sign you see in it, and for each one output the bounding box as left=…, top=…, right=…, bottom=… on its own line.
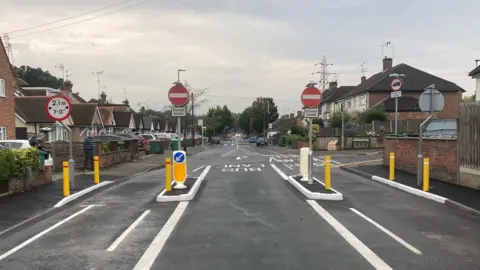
left=173, top=152, right=185, bottom=163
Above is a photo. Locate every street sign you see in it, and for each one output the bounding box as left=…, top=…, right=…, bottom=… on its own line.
left=173, top=151, right=187, bottom=189
left=171, top=107, right=186, bottom=117
left=268, top=123, right=273, bottom=129
left=45, top=96, right=72, bottom=121
left=304, top=108, right=319, bottom=118
left=419, top=86, right=444, bottom=113
left=168, top=83, right=189, bottom=106
left=198, top=119, right=203, bottom=126
left=391, top=91, right=402, bottom=98
left=301, top=86, right=322, bottom=108
left=390, top=78, right=403, bottom=91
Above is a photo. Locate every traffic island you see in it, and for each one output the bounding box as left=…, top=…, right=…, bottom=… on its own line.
left=287, top=175, right=343, bottom=201
left=156, top=165, right=211, bottom=203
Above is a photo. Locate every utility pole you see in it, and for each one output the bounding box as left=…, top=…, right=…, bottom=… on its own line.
left=360, top=62, right=368, bottom=77
left=314, top=56, right=334, bottom=91
left=191, top=92, right=195, bottom=147
left=92, top=71, right=104, bottom=99
left=55, top=64, right=65, bottom=88
left=2, top=34, right=13, bottom=65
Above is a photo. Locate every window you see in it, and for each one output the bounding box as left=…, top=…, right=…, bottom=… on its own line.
left=345, top=100, right=351, bottom=108
left=0, top=127, right=7, bottom=140
left=353, top=97, right=357, bottom=107
left=0, top=79, right=5, bottom=97
left=360, top=96, right=365, bottom=105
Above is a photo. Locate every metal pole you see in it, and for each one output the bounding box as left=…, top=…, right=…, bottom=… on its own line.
left=60, top=122, right=75, bottom=189
left=394, top=98, right=398, bottom=135
left=308, top=119, right=313, bottom=185
left=201, top=126, right=204, bottom=147
left=177, top=117, right=181, bottom=142
left=417, top=85, right=436, bottom=187
left=341, top=111, right=344, bottom=150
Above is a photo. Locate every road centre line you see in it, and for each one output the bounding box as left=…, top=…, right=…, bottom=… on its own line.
left=0, top=205, right=95, bottom=261
left=132, top=201, right=189, bottom=270
left=221, top=148, right=237, bottom=157
left=307, top=200, right=393, bottom=270
left=349, top=208, right=422, bottom=255
left=192, top=166, right=204, bottom=172
left=107, top=210, right=151, bottom=252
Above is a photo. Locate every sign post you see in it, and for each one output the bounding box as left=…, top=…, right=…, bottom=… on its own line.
left=172, top=150, right=187, bottom=189
left=301, top=83, right=322, bottom=185
left=340, top=102, right=344, bottom=150
left=45, top=96, right=74, bottom=188
left=198, top=119, right=204, bottom=147
left=416, top=84, right=445, bottom=187
left=168, top=82, right=190, bottom=139
left=389, top=76, right=404, bottom=135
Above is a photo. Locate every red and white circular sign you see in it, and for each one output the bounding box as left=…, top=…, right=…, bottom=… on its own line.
left=301, top=86, right=322, bottom=108
left=45, top=96, right=72, bottom=121
left=390, top=78, right=403, bottom=91
left=168, top=83, right=189, bottom=107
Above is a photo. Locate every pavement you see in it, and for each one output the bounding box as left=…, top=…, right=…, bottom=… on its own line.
left=0, top=139, right=478, bottom=269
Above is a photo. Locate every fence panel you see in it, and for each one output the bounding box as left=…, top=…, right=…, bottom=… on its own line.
left=458, top=102, right=480, bottom=170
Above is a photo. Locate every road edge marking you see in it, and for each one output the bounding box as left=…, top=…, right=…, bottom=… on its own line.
left=106, top=210, right=151, bottom=252
left=306, top=200, right=393, bottom=270
left=192, top=166, right=204, bottom=172
left=349, top=208, right=422, bottom=255
left=132, top=201, right=189, bottom=270
left=0, top=205, right=94, bottom=261
left=54, top=181, right=114, bottom=208
left=270, top=164, right=289, bottom=180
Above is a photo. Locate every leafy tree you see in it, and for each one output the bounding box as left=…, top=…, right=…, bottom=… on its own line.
left=462, top=94, right=476, bottom=102
left=357, top=108, right=387, bottom=123
left=13, top=65, right=70, bottom=88
left=330, top=112, right=352, bottom=128
left=238, top=97, right=279, bottom=135
left=204, top=105, right=234, bottom=137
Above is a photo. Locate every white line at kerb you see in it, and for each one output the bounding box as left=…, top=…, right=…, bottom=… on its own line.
left=169, top=93, right=188, bottom=98
left=350, top=208, right=422, bottom=255
left=302, top=94, right=321, bottom=99
left=132, top=201, right=189, bottom=270
left=307, top=200, right=393, bottom=270
left=107, top=210, right=151, bottom=252
left=192, top=166, right=204, bottom=172
left=0, top=205, right=94, bottom=261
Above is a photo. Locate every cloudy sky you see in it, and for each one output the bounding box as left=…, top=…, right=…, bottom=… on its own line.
left=1, top=0, right=478, bottom=114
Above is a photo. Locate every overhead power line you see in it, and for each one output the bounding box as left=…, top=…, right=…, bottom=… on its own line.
left=9, top=0, right=154, bottom=39
left=6, top=0, right=137, bottom=35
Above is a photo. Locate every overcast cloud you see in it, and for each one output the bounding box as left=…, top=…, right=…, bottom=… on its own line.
left=1, top=0, right=478, bottom=114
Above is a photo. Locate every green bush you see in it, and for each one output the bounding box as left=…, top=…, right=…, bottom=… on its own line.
left=0, top=148, right=40, bottom=185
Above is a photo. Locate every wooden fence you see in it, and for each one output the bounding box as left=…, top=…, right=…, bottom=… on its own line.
left=458, top=102, right=480, bottom=170
left=318, top=119, right=424, bottom=137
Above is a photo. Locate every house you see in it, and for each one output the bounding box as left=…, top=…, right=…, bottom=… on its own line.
left=15, top=97, right=74, bottom=141
left=133, top=113, right=144, bottom=132
left=141, top=115, right=153, bottom=134
left=0, top=40, right=16, bottom=139
left=319, top=81, right=355, bottom=125
left=468, top=63, right=480, bottom=102
left=99, top=107, right=116, bottom=134
left=328, top=57, right=465, bottom=120
left=113, top=111, right=135, bottom=133
left=22, top=83, right=86, bottom=104
left=70, top=104, right=104, bottom=141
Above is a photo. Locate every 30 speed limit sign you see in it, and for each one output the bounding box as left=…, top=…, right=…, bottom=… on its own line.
left=45, top=96, right=72, bottom=121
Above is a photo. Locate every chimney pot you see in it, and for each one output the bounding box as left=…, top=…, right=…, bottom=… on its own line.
left=383, top=57, right=393, bottom=70
left=361, top=76, right=367, bottom=83
left=328, top=81, right=338, bottom=89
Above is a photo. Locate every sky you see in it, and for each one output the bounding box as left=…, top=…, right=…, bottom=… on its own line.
left=1, top=0, right=479, bottom=115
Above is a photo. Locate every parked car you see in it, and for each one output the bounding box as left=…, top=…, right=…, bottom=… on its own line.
left=211, top=136, right=221, bottom=144
left=423, top=119, right=457, bottom=138
left=249, top=136, right=257, bottom=143
left=140, top=134, right=157, bottom=147
left=256, top=137, right=267, bottom=146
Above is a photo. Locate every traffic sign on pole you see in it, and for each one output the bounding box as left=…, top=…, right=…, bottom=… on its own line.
left=301, top=86, right=322, bottom=108
left=390, top=78, right=403, bottom=92
left=173, top=151, right=187, bottom=189
left=168, top=83, right=189, bottom=107
left=45, top=96, right=72, bottom=121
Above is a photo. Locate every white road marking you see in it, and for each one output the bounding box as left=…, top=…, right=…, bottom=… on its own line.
left=132, top=202, right=189, bottom=270
left=192, top=166, right=204, bottom=172
left=107, top=210, right=151, bottom=251
left=283, top=164, right=294, bottom=170
left=349, top=208, right=422, bottom=255
left=270, top=164, right=289, bottom=180
left=221, top=148, right=236, bottom=157
left=236, top=156, right=241, bottom=160
left=0, top=205, right=95, bottom=261
left=307, top=200, right=393, bottom=270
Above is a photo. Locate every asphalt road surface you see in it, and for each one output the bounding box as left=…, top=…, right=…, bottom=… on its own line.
left=0, top=139, right=478, bottom=270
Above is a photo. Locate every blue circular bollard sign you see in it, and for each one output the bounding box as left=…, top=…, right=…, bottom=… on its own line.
left=173, top=151, right=185, bottom=163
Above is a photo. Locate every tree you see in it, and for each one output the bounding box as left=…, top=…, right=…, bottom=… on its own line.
left=312, top=118, right=324, bottom=127
left=463, top=94, right=476, bottom=102
left=181, top=82, right=209, bottom=149
left=12, top=65, right=69, bottom=88
left=238, top=97, right=279, bottom=135
left=357, top=108, right=387, bottom=123
left=330, top=112, right=352, bottom=128
left=203, top=105, right=234, bottom=138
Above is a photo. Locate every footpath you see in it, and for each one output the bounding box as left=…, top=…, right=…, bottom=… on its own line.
left=0, top=145, right=206, bottom=236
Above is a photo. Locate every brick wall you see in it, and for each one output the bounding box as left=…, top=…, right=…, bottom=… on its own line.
left=369, top=91, right=461, bottom=120
left=0, top=42, right=15, bottom=139
left=383, top=137, right=457, bottom=183
left=7, top=166, right=53, bottom=194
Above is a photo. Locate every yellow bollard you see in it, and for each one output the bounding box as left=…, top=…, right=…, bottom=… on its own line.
left=423, top=158, right=430, bottom=192
left=94, top=156, right=100, bottom=184
left=63, top=161, right=70, bottom=197
left=389, top=152, right=395, bottom=181
left=325, top=156, right=331, bottom=190
left=165, top=158, right=172, bottom=192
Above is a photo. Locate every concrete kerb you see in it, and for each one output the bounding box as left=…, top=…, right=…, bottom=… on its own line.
left=54, top=181, right=114, bottom=208
left=156, top=165, right=211, bottom=202
left=339, top=165, right=480, bottom=219
left=0, top=165, right=164, bottom=239
left=286, top=175, right=343, bottom=201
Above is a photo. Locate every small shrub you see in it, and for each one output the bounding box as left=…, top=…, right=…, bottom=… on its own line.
left=0, top=148, right=40, bottom=185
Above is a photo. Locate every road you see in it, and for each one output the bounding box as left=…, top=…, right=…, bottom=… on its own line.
left=0, top=139, right=479, bottom=269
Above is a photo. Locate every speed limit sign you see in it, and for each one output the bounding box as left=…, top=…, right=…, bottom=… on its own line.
left=45, top=96, right=72, bottom=121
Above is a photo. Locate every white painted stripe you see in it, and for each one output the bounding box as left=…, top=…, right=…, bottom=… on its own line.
left=307, top=200, right=392, bottom=270
left=168, top=93, right=188, bottom=98
left=107, top=210, right=151, bottom=251
left=349, top=208, right=422, bottom=255
left=312, top=177, right=341, bottom=194
left=132, top=202, right=189, bottom=270
left=192, top=166, right=204, bottom=172
left=270, top=164, right=289, bottom=180
left=302, top=94, right=321, bottom=99
left=0, top=205, right=94, bottom=261
left=284, top=164, right=294, bottom=170
left=54, top=181, right=114, bottom=208
left=371, top=176, right=447, bottom=203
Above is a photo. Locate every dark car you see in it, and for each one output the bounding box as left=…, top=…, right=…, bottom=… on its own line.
left=211, top=136, right=221, bottom=144
left=256, top=137, right=267, bottom=146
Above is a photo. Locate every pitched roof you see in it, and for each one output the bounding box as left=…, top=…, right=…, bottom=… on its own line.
left=15, top=97, right=54, bottom=123
left=142, top=116, right=153, bottom=130
left=152, top=117, right=161, bottom=130
left=16, top=78, right=29, bottom=87
left=99, top=107, right=115, bottom=126
left=322, top=86, right=355, bottom=104
left=22, top=89, right=47, bottom=96
left=337, top=63, right=465, bottom=100
left=71, top=104, right=98, bottom=126
left=133, top=113, right=143, bottom=128
left=372, top=96, right=422, bottom=112
left=468, top=65, right=480, bottom=77
left=113, top=111, right=132, bottom=128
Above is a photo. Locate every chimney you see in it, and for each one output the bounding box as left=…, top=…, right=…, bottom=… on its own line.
left=62, top=82, right=73, bottom=92
left=290, top=113, right=294, bottom=119
left=328, top=81, right=338, bottom=89
left=100, top=91, right=107, bottom=105
left=297, top=111, right=303, bottom=118
left=361, top=76, right=366, bottom=83
left=383, top=57, right=393, bottom=70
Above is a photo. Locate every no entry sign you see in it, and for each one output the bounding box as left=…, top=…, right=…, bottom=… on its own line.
left=301, top=86, right=322, bottom=108
left=45, top=96, right=72, bottom=121
left=168, top=83, right=189, bottom=107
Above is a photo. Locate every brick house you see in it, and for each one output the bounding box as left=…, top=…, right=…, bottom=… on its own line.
left=0, top=40, right=16, bottom=139
left=326, top=58, right=465, bottom=120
